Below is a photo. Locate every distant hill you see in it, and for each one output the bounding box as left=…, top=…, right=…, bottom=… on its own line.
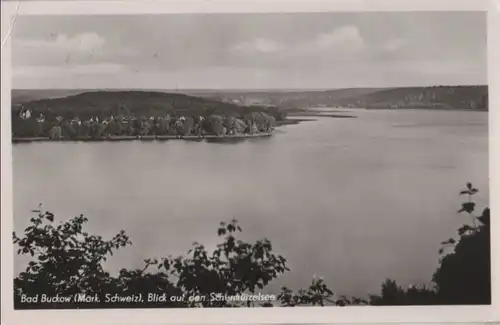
left=200, top=86, right=488, bottom=110
left=190, top=88, right=385, bottom=108
left=11, top=88, right=382, bottom=107
left=12, top=90, right=275, bottom=120
left=12, top=85, right=489, bottom=112
left=11, top=89, right=90, bottom=105
left=336, top=85, right=488, bottom=110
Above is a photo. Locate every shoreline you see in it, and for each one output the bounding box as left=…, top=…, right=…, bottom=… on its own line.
left=288, top=113, right=357, bottom=118
left=275, top=114, right=357, bottom=126
left=11, top=133, right=273, bottom=144
left=11, top=115, right=353, bottom=143
left=304, top=107, right=488, bottom=112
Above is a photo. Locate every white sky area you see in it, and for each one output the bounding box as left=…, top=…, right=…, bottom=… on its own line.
left=12, top=12, right=487, bottom=89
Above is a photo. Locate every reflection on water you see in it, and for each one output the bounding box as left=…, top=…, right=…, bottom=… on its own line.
left=13, top=108, right=488, bottom=297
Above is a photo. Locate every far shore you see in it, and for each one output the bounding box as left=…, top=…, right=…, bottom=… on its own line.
left=302, top=106, right=488, bottom=112
left=275, top=113, right=357, bottom=126
left=288, top=112, right=357, bottom=118
left=11, top=132, right=273, bottom=144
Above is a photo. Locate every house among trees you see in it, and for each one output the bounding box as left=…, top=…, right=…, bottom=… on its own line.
left=18, top=106, right=32, bottom=120
left=35, top=113, right=45, bottom=124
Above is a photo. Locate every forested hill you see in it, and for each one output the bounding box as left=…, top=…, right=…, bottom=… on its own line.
left=11, top=85, right=489, bottom=113
left=13, top=91, right=275, bottom=120
left=189, top=88, right=384, bottom=108
left=11, top=89, right=88, bottom=105
left=335, top=85, right=488, bottom=110
left=193, top=85, right=488, bottom=111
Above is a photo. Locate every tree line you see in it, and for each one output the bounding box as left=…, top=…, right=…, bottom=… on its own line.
left=13, top=183, right=490, bottom=308
left=12, top=111, right=277, bottom=139
left=11, top=91, right=288, bottom=139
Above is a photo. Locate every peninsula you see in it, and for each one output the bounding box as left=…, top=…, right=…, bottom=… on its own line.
left=11, top=91, right=282, bottom=142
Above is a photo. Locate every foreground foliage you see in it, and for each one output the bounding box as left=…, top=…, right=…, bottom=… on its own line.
left=13, top=183, right=490, bottom=308
left=370, top=182, right=490, bottom=305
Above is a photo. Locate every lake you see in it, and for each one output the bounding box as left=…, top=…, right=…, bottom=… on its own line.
left=13, top=108, right=489, bottom=298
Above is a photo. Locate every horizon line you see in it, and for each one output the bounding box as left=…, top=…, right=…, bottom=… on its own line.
left=12, top=84, right=488, bottom=92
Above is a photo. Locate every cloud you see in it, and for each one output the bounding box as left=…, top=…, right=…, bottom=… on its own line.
left=278, top=25, right=366, bottom=64
left=14, top=63, right=126, bottom=78
left=11, top=13, right=486, bottom=88
left=16, top=32, right=105, bottom=54
left=231, top=25, right=366, bottom=57
left=313, top=25, right=365, bottom=52
left=13, top=32, right=110, bottom=67
left=381, top=38, right=409, bottom=52
left=231, top=38, right=285, bottom=54
left=228, top=25, right=366, bottom=68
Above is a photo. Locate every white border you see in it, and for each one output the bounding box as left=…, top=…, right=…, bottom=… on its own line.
left=1, top=0, right=499, bottom=324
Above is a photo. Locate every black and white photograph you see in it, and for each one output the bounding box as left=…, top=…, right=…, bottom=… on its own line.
left=1, top=0, right=499, bottom=324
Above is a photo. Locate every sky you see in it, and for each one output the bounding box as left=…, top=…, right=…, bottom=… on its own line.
left=11, top=11, right=487, bottom=89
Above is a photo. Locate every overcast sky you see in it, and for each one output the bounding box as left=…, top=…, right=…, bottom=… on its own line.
left=12, top=12, right=487, bottom=89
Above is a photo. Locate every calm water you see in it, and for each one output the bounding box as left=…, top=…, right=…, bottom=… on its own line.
left=13, top=109, right=489, bottom=297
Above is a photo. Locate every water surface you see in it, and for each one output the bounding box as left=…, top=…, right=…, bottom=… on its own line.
left=13, top=108, right=489, bottom=297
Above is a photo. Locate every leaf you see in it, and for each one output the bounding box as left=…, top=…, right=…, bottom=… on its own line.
left=336, top=299, right=347, bottom=306
left=46, top=214, right=54, bottom=222
left=458, top=202, right=475, bottom=214
left=459, top=190, right=472, bottom=195
left=466, top=182, right=472, bottom=190
left=438, top=248, right=444, bottom=254
left=458, top=224, right=474, bottom=236
left=477, top=208, right=490, bottom=226
left=440, top=238, right=456, bottom=245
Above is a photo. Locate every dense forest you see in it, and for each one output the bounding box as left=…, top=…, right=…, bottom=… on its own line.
left=13, top=183, right=490, bottom=309
left=11, top=91, right=286, bottom=139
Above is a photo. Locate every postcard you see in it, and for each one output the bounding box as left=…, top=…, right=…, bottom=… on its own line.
left=1, top=0, right=499, bottom=324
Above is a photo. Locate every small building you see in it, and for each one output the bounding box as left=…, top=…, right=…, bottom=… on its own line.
left=18, top=106, right=32, bottom=120
left=36, top=113, right=45, bottom=123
